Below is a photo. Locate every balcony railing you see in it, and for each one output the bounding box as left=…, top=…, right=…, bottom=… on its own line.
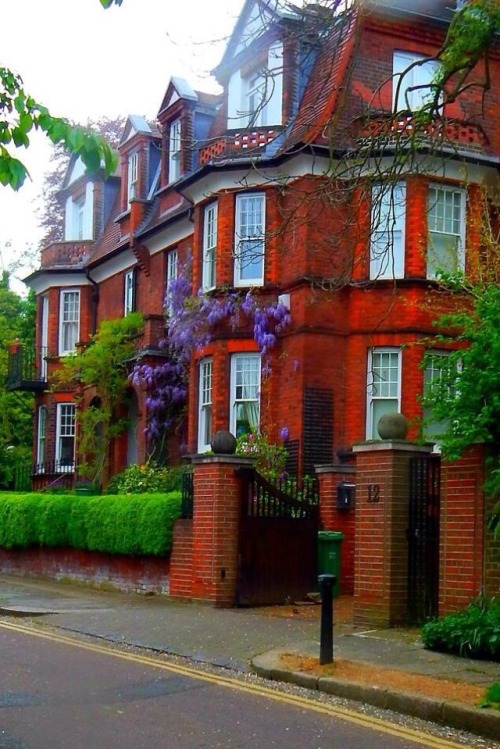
left=7, top=345, right=47, bottom=392
left=12, top=462, right=76, bottom=493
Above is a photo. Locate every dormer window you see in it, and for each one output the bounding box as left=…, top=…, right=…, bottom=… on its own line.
left=127, top=152, right=138, bottom=204
left=246, top=71, right=268, bottom=127
left=64, top=183, right=94, bottom=241
left=168, top=119, right=181, bottom=183
left=393, top=51, right=440, bottom=112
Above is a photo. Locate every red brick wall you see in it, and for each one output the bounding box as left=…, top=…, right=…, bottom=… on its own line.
left=0, top=547, right=170, bottom=595
left=316, top=465, right=356, bottom=594
left=440, top=447, right=486, bottom=614
left=170, top=520, right=194, bottom=599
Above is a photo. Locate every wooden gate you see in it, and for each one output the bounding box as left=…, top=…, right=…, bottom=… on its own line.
left=237, top=468, right=319, bottom=606
left=408, top=455, right=441, bottom=624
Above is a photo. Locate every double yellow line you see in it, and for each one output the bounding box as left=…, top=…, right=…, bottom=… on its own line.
left=0, top=619, right=467, bottom=749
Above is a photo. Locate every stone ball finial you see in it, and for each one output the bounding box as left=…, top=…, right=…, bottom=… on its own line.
left=377, top=412, right=408, bottom=441
left=210, top=430, right=237, bottom=455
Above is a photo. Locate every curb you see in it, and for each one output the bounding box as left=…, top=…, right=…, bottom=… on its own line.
left=251, top=653, right=500, bottom=742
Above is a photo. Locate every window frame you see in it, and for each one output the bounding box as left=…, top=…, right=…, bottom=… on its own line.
left=366, top=347, right=402, bottom=439
left=427, top=184, right=466, bottom=279
left=246, top=69, right=268, bottom=127
left=58, top=289, right=80, bottom=356
left=198, top=357, right=213, bottom=453
left=165, top=248, right=178, bottom=316
left=55, top=403, right=76, bottom=471
left=127, top=151, right=138, bottom=205
left=370, top=182, right=406, bottom=280
left=234, top=192, right=266, bottom=287
left=36, top=405, right=47, bottom=469
left=230, top=353, right=261, bottom=438
left=202, top=202, right=218, bottom=291
left=392, top=50, right=440, bottom=112
left=168, top=118, right=181, bottom=184
left=124, top=268, right=136, bottom=316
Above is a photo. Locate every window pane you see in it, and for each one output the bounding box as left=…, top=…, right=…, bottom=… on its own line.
left=427, top=187, right=464, bottom=278
left=232, top=355, right=260, bottom=437
left=235, top=195, right=265, bottom=284
left=370, top=183, right=405, bottom=279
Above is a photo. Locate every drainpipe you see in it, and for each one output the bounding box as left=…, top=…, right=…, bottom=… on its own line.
left=85, top=268, right=99, bottom=336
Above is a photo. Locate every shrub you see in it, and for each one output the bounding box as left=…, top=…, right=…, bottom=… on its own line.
left=235, top=432, right=288, bottom=480
left=482, top=682, right=500, bottom=710
left=421, top=597, right=500, bottom=660
left=105, top=463, right=185, bottom=495
left=0, top=491, right=182, bottom=556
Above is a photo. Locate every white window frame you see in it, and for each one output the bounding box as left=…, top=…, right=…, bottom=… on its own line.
left=423, top=350, right=462, bottom=448
left=230, top=354, right=261, bottom=438
left=124, top=268, right=135, bottom=315
left=55, top=403, right=76, bottom=471
left=127, top=151, right=138, bottom=204
left=58, top=289, right=80, bottom=356
left=165, top=249, right=178, bottom=316
left=370, top=182, right=406, bottom=280
left=393, top=51, right=440, bottom=112
left=246, top=69, right=268, bottom=127
left=366, top=348, right=402, bottom=439
left=198, top=358, right=213, bottom=453
left=202, top=202, right=218, bottom=291
left=168, top=119, right=181, bottom=184
left=234, top=193, right=265, bottom=287
left=427, top=185, right=466, bottom=279
left=40, top=294, right=49, bottom=380
left=36, top=406, right=47, bottom=469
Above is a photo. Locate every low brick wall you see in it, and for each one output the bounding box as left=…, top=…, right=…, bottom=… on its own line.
left=0, top=547, right=170, bottom=595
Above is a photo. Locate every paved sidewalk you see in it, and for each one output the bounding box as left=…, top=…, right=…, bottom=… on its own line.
left=0, top=575, right=499, bottom=741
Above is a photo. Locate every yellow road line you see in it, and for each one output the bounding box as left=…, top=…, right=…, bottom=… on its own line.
left=0, top=619, right=470, bottom=749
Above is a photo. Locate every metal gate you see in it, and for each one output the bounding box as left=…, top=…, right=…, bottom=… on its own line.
left=237, top=468, right=319, bottom=606
left=408, top=455, right=441, bottom=624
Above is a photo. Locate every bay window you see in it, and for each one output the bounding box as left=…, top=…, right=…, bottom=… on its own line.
left=56, top=403, right=76, bottom=471
left=427, top=186, right=465, bottom=278
left=59, top=289, right=80, bottom=355
left=230, top=354, right=261, bottom=437
left=367, top=348, right=401, bottom=439
left=198, top=358, right=213, bottom=452
left=370, top=182, right=406, bottom=280
left=202, top=203, right=217, bottom=291
left=234, top=193, right=265, bottom=286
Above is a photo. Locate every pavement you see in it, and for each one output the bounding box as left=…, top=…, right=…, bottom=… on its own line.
left=0, top=574, right=499, bottom=742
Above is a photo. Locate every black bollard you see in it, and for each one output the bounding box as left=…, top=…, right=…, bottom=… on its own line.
left=318, top=573, right=336, bottom=665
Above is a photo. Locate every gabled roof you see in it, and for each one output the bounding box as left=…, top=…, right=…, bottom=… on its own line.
left=213, top=0, right=298, bottom=78
left=119, top=115, right=160, bottom=147
left=157, top=77, right=202, bottom=117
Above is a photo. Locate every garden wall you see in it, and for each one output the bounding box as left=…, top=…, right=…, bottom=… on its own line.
left=0, top=547, right=170, bottom=595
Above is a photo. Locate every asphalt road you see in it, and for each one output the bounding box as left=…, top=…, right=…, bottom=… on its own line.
left=0, top=621, right=484, bottom=749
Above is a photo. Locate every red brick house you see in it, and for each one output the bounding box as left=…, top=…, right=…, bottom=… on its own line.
left=8, top=0, right=499, bottom=611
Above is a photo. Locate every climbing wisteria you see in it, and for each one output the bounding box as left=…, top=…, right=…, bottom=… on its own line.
left=133, top=258, right=292, bottom=449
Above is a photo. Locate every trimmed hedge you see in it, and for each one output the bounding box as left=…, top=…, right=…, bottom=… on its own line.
left=0, top=492, right=182, bottom=556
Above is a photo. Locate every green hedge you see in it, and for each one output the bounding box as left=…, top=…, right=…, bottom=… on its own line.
left=0, top=492, right=182, bottom=556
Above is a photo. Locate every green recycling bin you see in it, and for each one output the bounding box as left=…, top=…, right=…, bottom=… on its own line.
left=317, top=531, right=344, bottom=597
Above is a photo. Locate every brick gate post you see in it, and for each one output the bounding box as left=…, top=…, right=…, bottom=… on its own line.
left=190, top=454, right=254, bottom=607
left=352, top=441, right=433, bottom=628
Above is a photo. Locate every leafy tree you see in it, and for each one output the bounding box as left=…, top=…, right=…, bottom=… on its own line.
left=0, top=0, right=122, bottom=190
left=54, top=313, right=144, bottom=487
left=0, top=272, right=36, bottom=486
left=422, top=278, right=500, bottom=536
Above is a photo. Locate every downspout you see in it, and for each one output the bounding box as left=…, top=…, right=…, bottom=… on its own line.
left=85, top=268, right=99, bottom=336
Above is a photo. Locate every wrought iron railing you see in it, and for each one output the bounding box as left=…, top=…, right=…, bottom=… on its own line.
left=239, top=468, right=319, bottom=519
left=181, top=471, right=194, bottom=519
left=7, top=345, right=47, bottom=391
left=12, top=462, right=76, bottom=493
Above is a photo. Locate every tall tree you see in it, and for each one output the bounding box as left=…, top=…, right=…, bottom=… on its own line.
left=0, top=273, right=36, bottom=486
